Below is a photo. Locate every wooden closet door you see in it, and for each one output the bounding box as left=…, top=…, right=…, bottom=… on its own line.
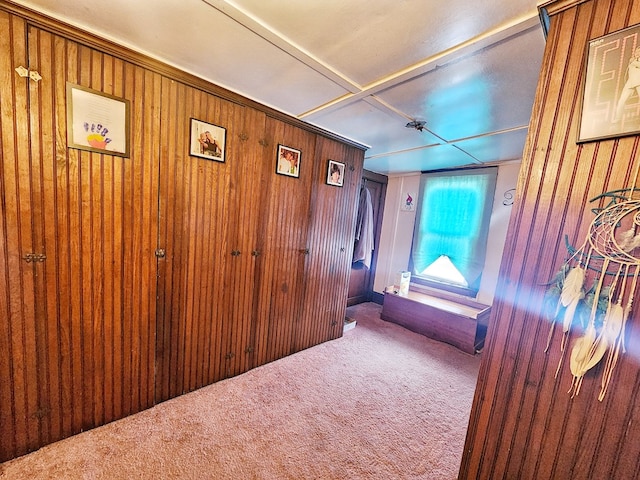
left=296, top=138, right=364, bottom=350
left=155, top=80, right=234, bottom=402
left=220, top=106, right=267, bottom=377
left=0, top=20, right=160, bottom=461
left=251, top=117, right=316, bottom=367
left=0, top=12, right=40, bottom=461
left=29, top=26, right=161, bottom=443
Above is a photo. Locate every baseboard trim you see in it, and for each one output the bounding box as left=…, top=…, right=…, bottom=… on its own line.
left=369, top=292, right=384, bottom=305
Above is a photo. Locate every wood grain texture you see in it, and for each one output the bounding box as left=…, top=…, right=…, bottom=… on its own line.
left=0, top=7, right=364, bottom=462
left=380, top=291, right=489, bottom=354
left=298, top=137, right=364, bottom=349
left=460, top=1, right=640, bottom=479
left=0, top=20, right=160, bottom=460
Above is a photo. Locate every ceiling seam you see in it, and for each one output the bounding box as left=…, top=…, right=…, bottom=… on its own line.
left=201, top=0, right=364, bottom=95
left=364, top=125, right=530, bottom=160
left=298, top=12, right=541, bottom=120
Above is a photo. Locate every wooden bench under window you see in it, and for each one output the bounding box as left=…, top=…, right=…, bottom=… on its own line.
left=380, top=286, right=491, bottom=354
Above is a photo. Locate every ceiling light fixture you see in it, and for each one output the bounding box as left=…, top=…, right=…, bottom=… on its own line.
left=405, top=120, right=426, bottom=132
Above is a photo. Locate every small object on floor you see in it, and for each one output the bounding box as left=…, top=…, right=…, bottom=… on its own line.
left=344, top=317, right=357, bottom=332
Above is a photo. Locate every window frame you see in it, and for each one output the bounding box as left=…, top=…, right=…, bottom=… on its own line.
left=409, top=166, right=498, bottom=298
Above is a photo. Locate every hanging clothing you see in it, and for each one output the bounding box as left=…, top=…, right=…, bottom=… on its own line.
left=353, top=187, right=374, bottom=269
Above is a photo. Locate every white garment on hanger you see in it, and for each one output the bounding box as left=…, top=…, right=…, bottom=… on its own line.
left=353, top=187, right=374, bottom=269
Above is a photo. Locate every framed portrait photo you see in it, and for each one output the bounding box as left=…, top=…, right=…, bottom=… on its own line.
left=578, top=23, right=640, bottom=143
left=276, top=144, right=301, bottom=178
left=66, top=82, right=130, bottom=157
left=326, top=159, right=345, bottom=187
left=190, top=118, right=226, bottom=162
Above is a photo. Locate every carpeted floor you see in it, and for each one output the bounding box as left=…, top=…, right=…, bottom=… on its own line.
left=0, top=302, right=480, bottom=479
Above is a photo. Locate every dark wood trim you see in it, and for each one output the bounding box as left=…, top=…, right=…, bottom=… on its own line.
left=362, top=169, right=388, bottom=184
left=363, top=170, right=387, bottom=297
left=348, top=170, right=387, bottom=306
left=538, top=0, right=590, bottom=18
left=369, top=291, right=384, bottom=305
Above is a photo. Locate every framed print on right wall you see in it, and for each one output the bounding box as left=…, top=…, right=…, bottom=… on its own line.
left=578, top=23, right=640, bottom=143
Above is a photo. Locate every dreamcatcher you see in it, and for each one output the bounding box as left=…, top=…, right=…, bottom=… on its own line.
left=545, top=181, right=640, bottom=401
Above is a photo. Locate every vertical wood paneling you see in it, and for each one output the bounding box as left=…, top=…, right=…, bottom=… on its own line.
left=1, top=5, right=365, bottom=462
left=460, top=1, right=640, bottom=479
left=155, top=80, right=233, bottom=401
left=251, top=117, right=315, bottom=367
left=0, top=21, right=160, bottom=461
left=223, top=106, right=267, bottom=377
left=0, top=11, right=33, bottom=460
left=297, top=137, right=364, bottom=350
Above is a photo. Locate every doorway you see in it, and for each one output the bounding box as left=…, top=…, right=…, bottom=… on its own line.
left=347, top=170, right=387, bottom=305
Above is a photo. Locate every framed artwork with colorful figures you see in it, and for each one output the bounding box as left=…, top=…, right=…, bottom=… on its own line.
left=66, top=82, right=130, bottom=157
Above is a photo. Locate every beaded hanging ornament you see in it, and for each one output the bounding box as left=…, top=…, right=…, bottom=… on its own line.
left=545, top=168, right=640, bottom=401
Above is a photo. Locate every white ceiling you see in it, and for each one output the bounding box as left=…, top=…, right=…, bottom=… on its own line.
left=11, top=0, right=547, bottom=175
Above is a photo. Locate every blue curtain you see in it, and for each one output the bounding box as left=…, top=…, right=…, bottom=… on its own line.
left=411, top=167, right=497, bottom=290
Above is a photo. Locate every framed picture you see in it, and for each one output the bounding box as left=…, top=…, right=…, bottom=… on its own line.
left=189, top=118, right=226, bottom=162
left=276, top=144, right=301, bottom=178
left=326, top=159, right=345, bottom=187
left=578, top=23, right=640, bottom=143
left=66, top=82, right=130, bottom=157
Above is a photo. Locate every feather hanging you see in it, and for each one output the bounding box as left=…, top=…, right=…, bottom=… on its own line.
left=546, top=184, right=640, bottom=401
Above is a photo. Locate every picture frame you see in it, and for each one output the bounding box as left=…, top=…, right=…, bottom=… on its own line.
left=578, top=23, right=640, bottom=143
left=276, top=144, right=301, bottom=178
left=189, top=118, right=226, bottom=162
left=326, top=159, right=345, bottom=187
left=66, top=82, right=130, bottom=157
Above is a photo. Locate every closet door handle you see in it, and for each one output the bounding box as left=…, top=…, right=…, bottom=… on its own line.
left=251, top=250, right=261, bottom=257
left=231, top=250, right=241, bottom=257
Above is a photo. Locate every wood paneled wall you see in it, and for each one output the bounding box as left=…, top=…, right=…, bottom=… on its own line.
left=460, top=1, right=640, bottom=479
left=1, top=13, right=160, bottom=457
left=0, top=3, right=364, bottom=461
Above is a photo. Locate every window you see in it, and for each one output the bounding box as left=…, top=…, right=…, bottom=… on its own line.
left=410, top=167, right=497, bottom=296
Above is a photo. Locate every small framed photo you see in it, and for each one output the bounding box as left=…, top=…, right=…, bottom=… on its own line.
left=276, top=144, right=301, bottom=178
left=326, top=160, right=345, bottom=187
left=189, top=118, right=226, bottom=162
left=578, top=23, right=640, bottom=143
left=66, top=82, right=130, bottom=157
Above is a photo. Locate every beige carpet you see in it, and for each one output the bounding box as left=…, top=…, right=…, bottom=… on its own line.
left=0, top=302, right=480, bottom=479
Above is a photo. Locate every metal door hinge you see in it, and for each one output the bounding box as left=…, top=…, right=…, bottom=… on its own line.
left=23, top=253, right=46, bottom=263
left=15, top=66, right=42, bottom=82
